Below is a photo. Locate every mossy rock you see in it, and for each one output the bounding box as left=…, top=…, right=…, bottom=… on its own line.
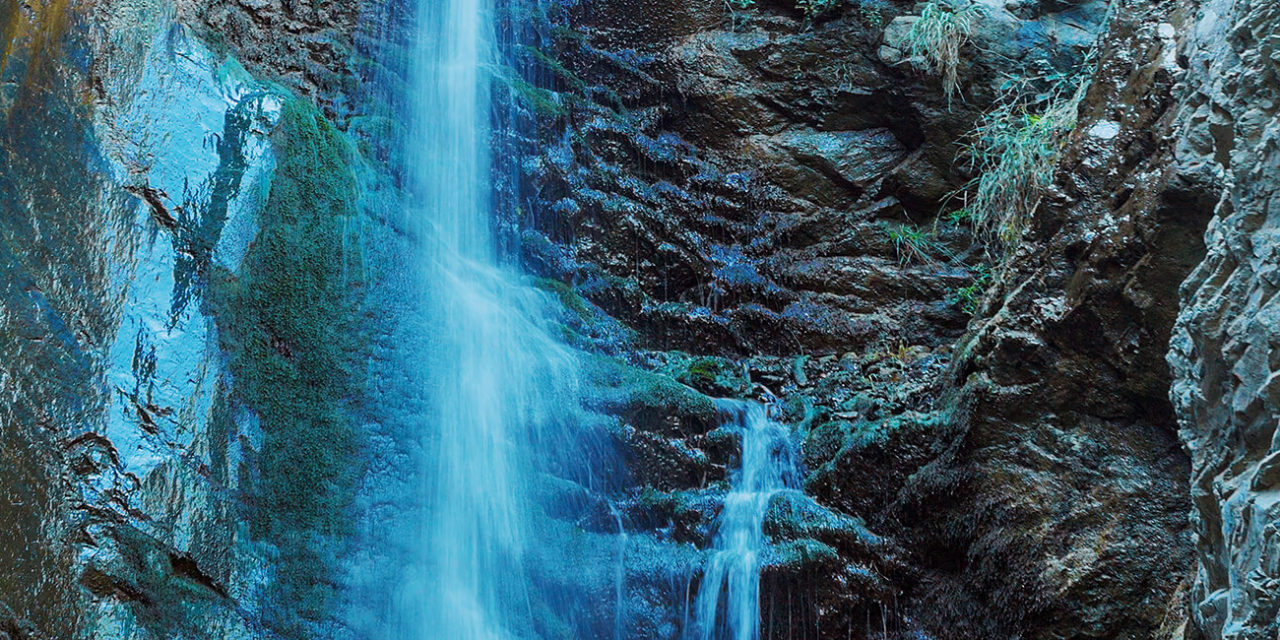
left=623, top=486, right=721, bottom=545
left=505, top=74, right=567, bottom=119
left=535, top=277, right=594, bottom=321
left=763, top=538, right=841, bottom=573
left=80, top=524, right=231, bottom=636
left=580, top=354, right=717, bottom=437
left=206, top=97, right=366, bottom=635
left=763, top=490, right=882, bottom=551
left=801, top=419, right=855, bottom=470
left=661, top=352, right=751, bottom=398
left=804, top=409, right=945, bottom=478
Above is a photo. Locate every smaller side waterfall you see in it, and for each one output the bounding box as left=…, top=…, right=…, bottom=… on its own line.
left=689, top=400, right=801, bottom=640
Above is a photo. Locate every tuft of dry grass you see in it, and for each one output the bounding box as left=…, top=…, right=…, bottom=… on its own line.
left=951, top=68, right=1089, bottom=250
left=902, top=1, right=983, bottom=102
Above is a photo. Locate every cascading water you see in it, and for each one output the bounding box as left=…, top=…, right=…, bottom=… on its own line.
left=387, top=0, right=796, bottom=637
left=394, top=0, right=580, bottom=637
left=689, top=400, right=801, bottom=640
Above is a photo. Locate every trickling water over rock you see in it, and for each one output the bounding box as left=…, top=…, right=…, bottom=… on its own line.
left=7, top=0, right=1280, bottom=637
left=689, top=401, right=800, bottom=640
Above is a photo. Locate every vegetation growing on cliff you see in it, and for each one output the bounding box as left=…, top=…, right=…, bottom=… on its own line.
left=902, top=1, right=982, bottom=101
left=795, top=0, right=838, bottom=18
left=886, top=223, right=946, bottom=265
left=954, top=65, right=1089, bottom=250
left=207, top=98, right=366, bottom=636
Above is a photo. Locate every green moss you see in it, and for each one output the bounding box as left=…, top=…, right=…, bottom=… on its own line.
left=81, top=525, right=228, bottom=636
left=534, top=277, right=593, bottom=320
left=580, top=354, right=717, bottom=434
left=686, top=359, right=716, bottom=383
left=652, top=352, right=751, bottom=398
left=768, top=538, right=840, bottom=570
left=549, top=25, right=588, bottom=46
left=507, top=76, right=567, bottom=119
left=802, top=419, right=854, bottom=468
left=519, top=45, right=587, bottom=92
left=206, top=98, right=365, bottom=635
left=763, top=490, right=879, bottom=546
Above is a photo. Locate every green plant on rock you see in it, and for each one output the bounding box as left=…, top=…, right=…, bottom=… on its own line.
left=796, top=0, right=839, bottom=18
left=887, top=223, right=943, bottom=265
left=724, top=0, right=756, bottom=29
left=859, top=4, right=887, bottom=28
left=507, top=75, right=567, bottom=119
left=901, top=1, right=982, bottom=102
left=519, top=45, right=587, bottom=93
left=534, top=277, right=593, bottom=320
left=952, top=62, right=1090, bottom=251
left=949, top=264, right=992, bottom=314
left=207, top=98, right=366, bottom=635
left=943, top=206, right=974, bottom=226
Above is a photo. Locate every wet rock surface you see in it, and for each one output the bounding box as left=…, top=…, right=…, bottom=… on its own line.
left=173, top=0, right=361, bottom=111
left=499, top=0, right=1192, bottom=636
left=893, top=1, right=1217, bottom=635
left=6, top=0, right=1280, bottom=638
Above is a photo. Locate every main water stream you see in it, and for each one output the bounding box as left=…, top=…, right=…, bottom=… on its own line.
left=395, top=0, right=800, bottom=637
left=397, top=0, right=577, bottom=636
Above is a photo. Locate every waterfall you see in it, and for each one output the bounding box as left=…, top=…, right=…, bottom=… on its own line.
left=689, top=401, right=801, bottom=640
left=394, top=0, right=577, bottom=637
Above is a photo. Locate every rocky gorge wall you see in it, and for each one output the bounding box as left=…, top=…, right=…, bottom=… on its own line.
left=501, top=0, right=1277, bottom=637
left=2, top=0, right=1279, bottom=638
left=1168, top=1, right=1280, bottom=638
left=0, top=0, right=388, bottom=637
left=502, top=0, right=1205, bottom=637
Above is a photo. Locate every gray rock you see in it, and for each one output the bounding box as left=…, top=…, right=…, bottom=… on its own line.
left=1168, top=1, right=1280, bottom=637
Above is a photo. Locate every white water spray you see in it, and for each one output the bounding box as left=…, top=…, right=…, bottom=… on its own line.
left=689, top=400, right=800, bottom=640
left=396, top=0, right=577, bottom=637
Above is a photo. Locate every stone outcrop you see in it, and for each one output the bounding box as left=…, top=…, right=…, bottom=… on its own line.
left=499, top=0, right=1213, bottom=637
left=1168, top=1, right=1280, bottom=637
left=894, top=0, right=1221, bottom=636
left=508, top=0, right=1105, bottom=360
left=0, top=1, right=379, bottom=638
left=173, top=0, right=361, bottom=111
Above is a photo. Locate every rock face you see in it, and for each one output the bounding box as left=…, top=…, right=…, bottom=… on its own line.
left=173, top=0, right=362, bottom=110
left=895, top=0, right=1219, bottom=636
left=496, top=0, right=1212, bottom=637
left=1168, top=1, right=1280, bottom=637
left=0, top=1, right=379, bottom=638
left=7, top=0, right=1280, bottom=638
